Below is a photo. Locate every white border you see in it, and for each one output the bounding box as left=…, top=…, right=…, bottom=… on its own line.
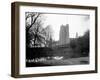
left=19, top=6, right=95, bottom=74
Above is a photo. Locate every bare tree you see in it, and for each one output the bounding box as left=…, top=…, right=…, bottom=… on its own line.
left=26, top=12, right=46, bottom=47
left=26, top=12, right=40, bottom=32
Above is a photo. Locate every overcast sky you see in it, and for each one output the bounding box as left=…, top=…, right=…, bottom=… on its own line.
left=42, top=14, right=90, bottom=41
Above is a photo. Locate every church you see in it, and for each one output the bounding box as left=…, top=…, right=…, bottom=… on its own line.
left=59, top=24, right=70, bottom=45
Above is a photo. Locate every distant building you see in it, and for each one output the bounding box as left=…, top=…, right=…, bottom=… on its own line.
left=44, top=25, right=53, bottom=47
left=59, top=24, right=70, bottom=45
left=44, top=25, right=53, bottom=41
left=76, top=32, right=78, bottom=38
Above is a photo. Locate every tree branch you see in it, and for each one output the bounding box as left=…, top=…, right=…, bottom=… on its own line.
left=27, top=14, right=40, bottom=32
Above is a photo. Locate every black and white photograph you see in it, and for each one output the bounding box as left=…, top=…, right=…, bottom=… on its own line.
left=11, top=2, right=97, bottom=77
left=26, top=12, right=90, bottom=67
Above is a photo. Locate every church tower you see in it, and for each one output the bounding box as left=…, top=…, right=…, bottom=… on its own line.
left=76, top=32, right=78, bottom=38
left=59, top=24, right=70, bottom=45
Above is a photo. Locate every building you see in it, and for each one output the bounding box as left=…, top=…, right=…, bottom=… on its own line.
left=59, top=24, right=70, bottom=45
left=44, top=25, right=53, bottom=47
left=76, top=32, right=78, bottom=38
left=44, top=25, right=53, bottom=41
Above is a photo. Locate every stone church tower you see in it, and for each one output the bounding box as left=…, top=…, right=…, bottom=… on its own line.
left=59, top=24, right=70, bottom=45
